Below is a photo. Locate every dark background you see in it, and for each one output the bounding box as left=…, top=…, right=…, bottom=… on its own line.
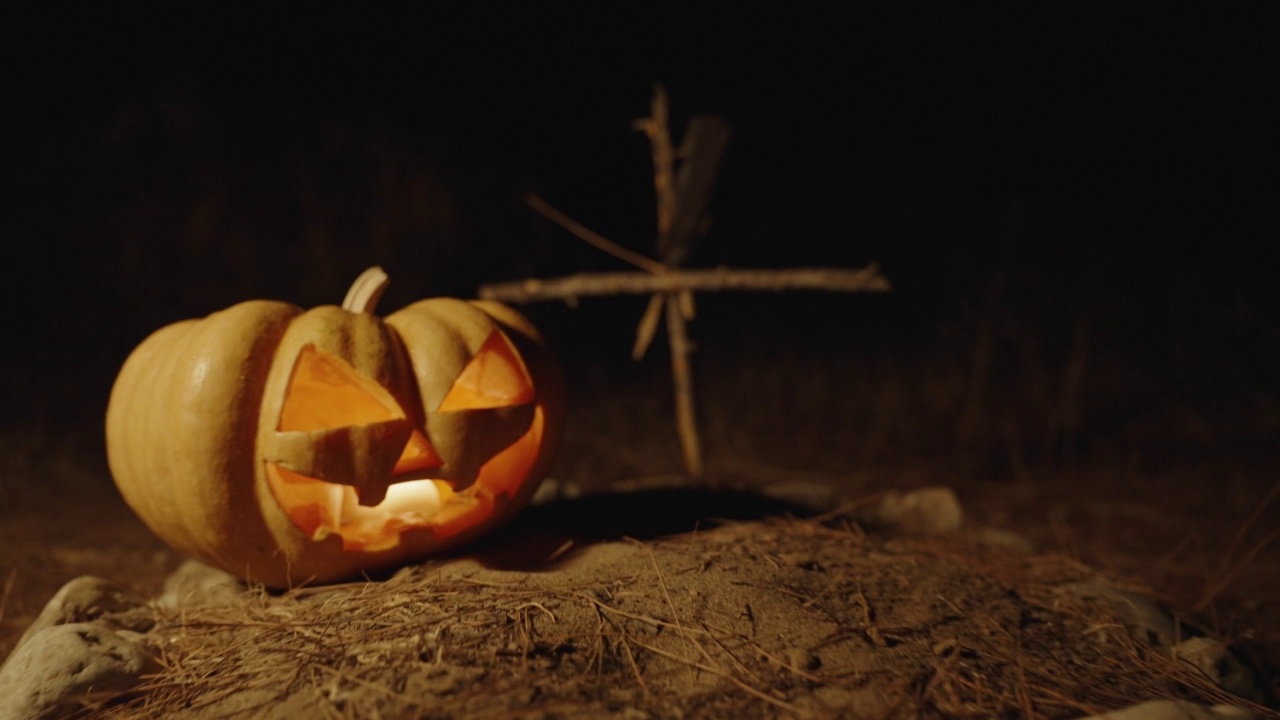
left=2, top=5, right=1278, bottom=482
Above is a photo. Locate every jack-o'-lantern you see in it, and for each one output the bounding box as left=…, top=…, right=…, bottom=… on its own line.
left=105, top=267, right=564, bottom=588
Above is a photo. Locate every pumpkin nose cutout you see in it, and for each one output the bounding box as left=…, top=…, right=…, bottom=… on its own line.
left=437, top=331, right=534, bottom=412
left=280, top=344, right=441, bottom=472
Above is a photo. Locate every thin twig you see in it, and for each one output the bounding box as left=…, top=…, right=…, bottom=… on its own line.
left=1196, top=527, right=1280, bottom=611
left=577, top=593, right=706, bottom=635
left=698, top=621, right=765, bottom=685
left=514, top=602, right=558, bottom=624
left=632, top=84, right=678, bottom=242
left=479, top=265, right=890, bottom=303
left=647, top=546, right=698, bottom=682
left=632, top=294, right=666, bottom=360
left=853, top=587, right=887, bottom=648
left=666, top=295, right=703, bottom=478
left=526, top=193, right=668, bottom=275
left=628, top=638, right=807, bottom=717
left=1203, top=477, right=1280, bottom=600
left=619, top=635, right=649, bottom=695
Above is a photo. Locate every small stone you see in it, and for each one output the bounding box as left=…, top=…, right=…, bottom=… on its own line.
left=158, top=559, right=243, bottom=609
left=857, top=487, right=963, bottom=534
left=13, top=576, right=154, bottom=654
left=1062, top=581, right=1181, bottom=648
left=760, top=481, right=840, bottom=512
left=531, top=477, right=583, bottom=505
left=1172, top=637, right=1265, bottom=705
left=974, top=527, right=1037, bottom=555
left=0, top=622, right=158, bottom=720
left=1070, top=700, right=1258, bottom=720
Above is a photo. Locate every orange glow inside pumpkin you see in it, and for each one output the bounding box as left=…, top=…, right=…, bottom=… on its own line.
left=438, top=331, right=535, bottom=411
left=279, top=345, right=440, bottom=472
left=266, top=336, right=541, bottom=552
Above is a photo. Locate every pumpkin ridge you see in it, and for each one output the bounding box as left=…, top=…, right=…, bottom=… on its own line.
left=105, top=271, right=565, bottom=587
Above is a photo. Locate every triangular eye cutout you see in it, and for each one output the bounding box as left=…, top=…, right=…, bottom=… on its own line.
left=437, top=331, right=535, bottom=412
left=280, top=345, right=406, bottom=431
left=279, top=345, right=441, bottom=469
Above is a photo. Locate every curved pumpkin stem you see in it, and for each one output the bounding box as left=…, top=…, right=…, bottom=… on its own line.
left=342, top=267, right=391, bottom=314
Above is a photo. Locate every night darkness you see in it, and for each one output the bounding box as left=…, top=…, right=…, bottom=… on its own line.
left=2, top=5, right=1278, bottom=467
left=5, top=6, right=1280, bottom=710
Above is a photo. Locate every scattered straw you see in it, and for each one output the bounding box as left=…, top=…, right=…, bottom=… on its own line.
left=75, top=515, right=1276, bottom=719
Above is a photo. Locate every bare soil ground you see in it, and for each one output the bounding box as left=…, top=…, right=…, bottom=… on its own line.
left=2, top=430, right=1278, bottom=718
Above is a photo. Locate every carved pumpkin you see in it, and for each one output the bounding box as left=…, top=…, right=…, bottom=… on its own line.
left=105, top=267, right=564, bottom=587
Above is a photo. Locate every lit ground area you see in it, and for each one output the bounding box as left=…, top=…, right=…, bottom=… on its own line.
left=2, top=408, right=1277, bottom=717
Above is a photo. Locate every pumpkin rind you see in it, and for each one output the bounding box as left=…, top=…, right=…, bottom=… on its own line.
left=106, top=301, right=301, bottom=578
left=385, top=298, right=539, bottom=489
left=105, top=277, right=564, bottom=588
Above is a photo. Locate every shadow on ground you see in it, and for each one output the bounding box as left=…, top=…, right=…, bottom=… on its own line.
left=469, top=486, right=817, bottom=572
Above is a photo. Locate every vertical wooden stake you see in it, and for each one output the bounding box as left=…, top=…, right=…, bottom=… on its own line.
left=509, top=90, right=889, bottom=486
left=665, top=292, right=703, bottom=479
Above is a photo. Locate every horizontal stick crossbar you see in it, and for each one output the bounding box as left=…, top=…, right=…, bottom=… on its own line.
left=478, top=266, right=891, bottom=303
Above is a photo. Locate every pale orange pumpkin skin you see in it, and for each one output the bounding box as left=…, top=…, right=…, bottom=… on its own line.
left=105, top=282, right=564, bottom=588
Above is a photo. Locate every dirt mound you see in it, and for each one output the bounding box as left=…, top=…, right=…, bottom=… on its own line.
left=72, top=492, right=1269, bottom=719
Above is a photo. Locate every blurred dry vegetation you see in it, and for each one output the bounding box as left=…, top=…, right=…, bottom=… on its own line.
left=2, top=73, right=1279, bottom=491
left=1, top=8, right=1274, bottom=485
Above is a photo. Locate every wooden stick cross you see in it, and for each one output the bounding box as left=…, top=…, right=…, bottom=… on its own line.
left=479, top=86, right=891, bottom=480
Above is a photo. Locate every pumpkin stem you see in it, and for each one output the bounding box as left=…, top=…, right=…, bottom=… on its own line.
left=342, top=267, right=391, bottom=314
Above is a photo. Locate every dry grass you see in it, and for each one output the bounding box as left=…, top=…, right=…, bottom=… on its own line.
left=58, top=508, right=1278, bottom=719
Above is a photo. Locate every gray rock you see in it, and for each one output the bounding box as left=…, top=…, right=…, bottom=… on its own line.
left=1173, top=636, right=1265, bottom=705
left=1071, top=700, right=1258, bottom=720
left=0, top=622, right=158, bottom=719
left=13, top=576, right=154, bottom=655
left=760, top=480, right=841, bottom=512
left=856, top=487, right=963, bottom=534
left=531, top=476, right=583, bottom=506
left=973, top=527, right=1038, bottom=554
left=1062, top=581, right=1183, bottom=648
left=1063, top=583, right=1266, bottom=710
left=158, top=559, right=243, bottom=609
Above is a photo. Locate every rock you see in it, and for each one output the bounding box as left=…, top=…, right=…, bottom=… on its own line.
left=1062, top=581, right=1183, bottom=648
left=12, top=576, right=154, bottom=655
left=1064, top=583, right=1266, bottom=707
left=973, top=527, right=1038, bottom=555
left=759, top=480, right=841, bottom=512
left=0, top=622, right=158, bottom=720
left=856, top=487, right=963, bottom=534
left=1071, top=700, right=1258, bottom=720
left=1172, top=636, right=1265, bottom=705
left=158, top=559, right=243, bottom=609
left=531, top=476, right=583, bottom=506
